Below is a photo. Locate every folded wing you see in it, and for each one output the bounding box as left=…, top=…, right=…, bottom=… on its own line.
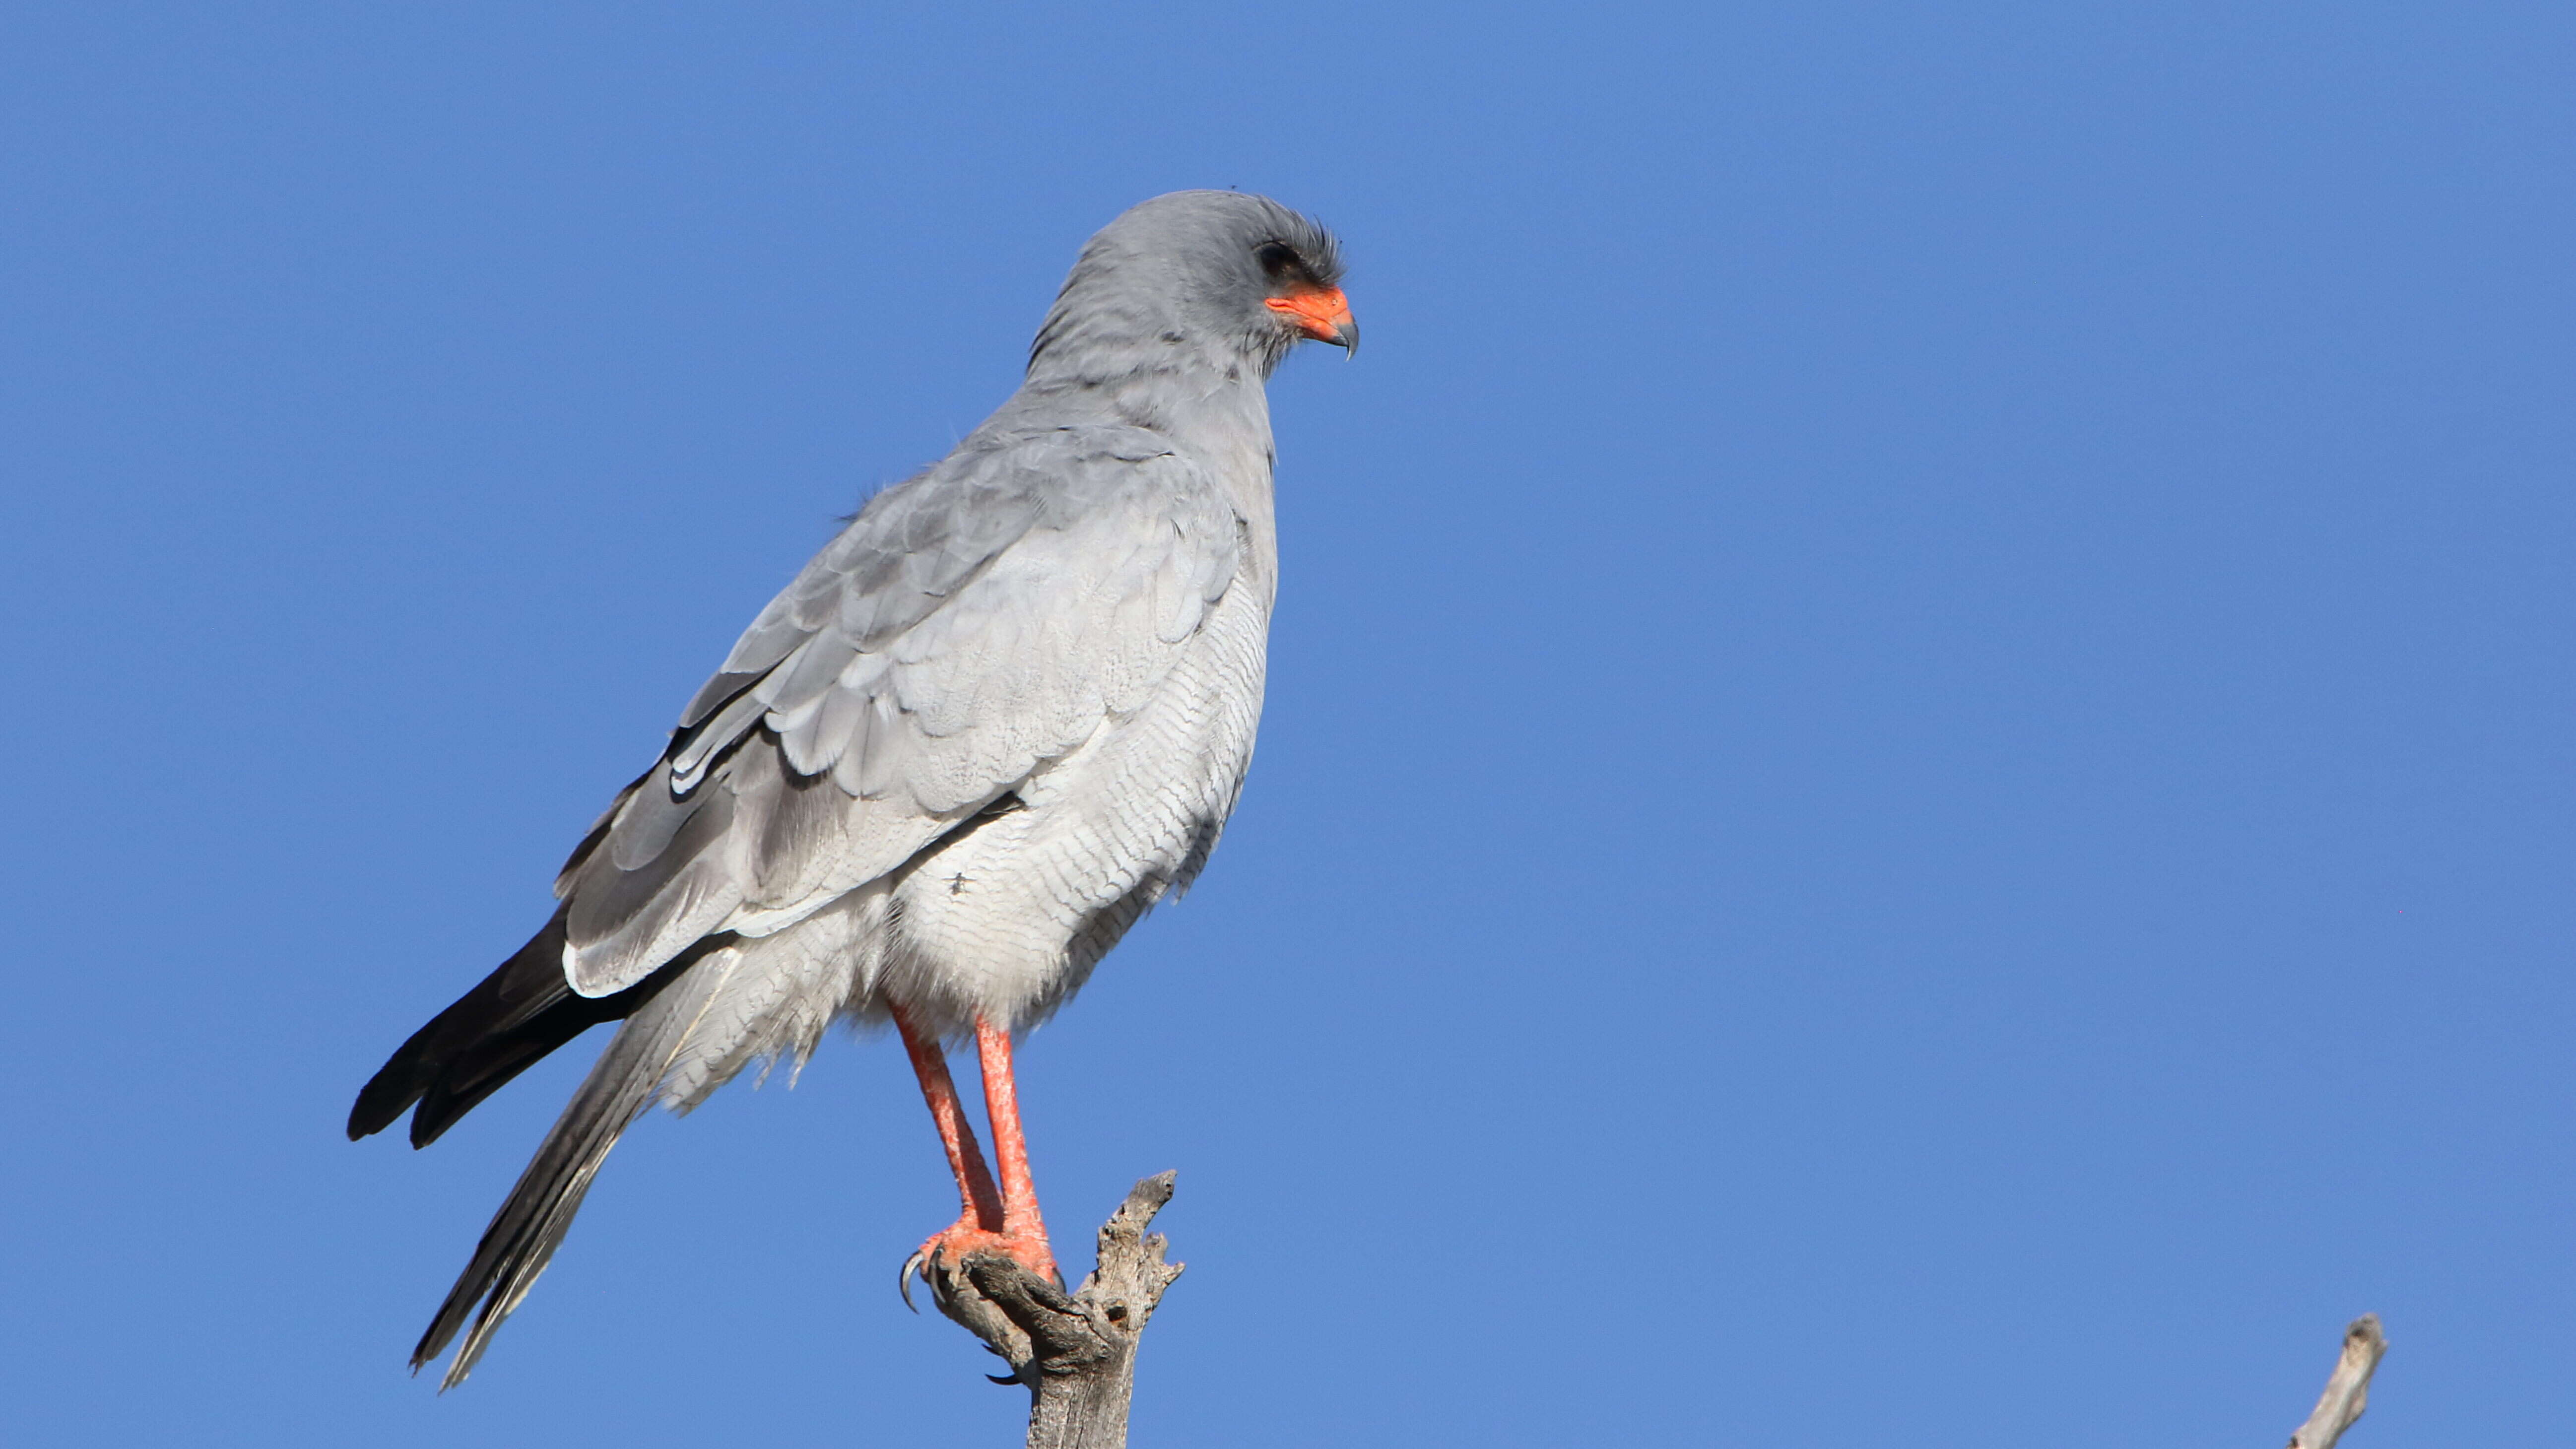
left=554, top=426, right=1242, bottom=998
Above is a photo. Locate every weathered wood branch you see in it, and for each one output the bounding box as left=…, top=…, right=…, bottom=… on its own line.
left=2287, top=1314, right=2387, bottom=1449
left=924, top=1172, right=1186, bottom=1449
left=922, top=1181, right=2385, bottom=1449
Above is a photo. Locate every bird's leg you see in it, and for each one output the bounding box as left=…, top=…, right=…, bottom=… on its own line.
left=891, top=1005, right=1056, bottom=1299
left=972, top=1017, right=1058, bottom=1282
left=893, top=1003, right=1003, bottom=1297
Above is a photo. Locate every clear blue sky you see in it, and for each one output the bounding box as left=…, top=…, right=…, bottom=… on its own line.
left=3, top=3, right=2568, bottom=1444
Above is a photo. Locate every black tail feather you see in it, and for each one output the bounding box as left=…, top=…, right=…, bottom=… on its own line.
left=347, top=909, right=687, bottom=1148
left=412, top=953, right=730, bottom=1387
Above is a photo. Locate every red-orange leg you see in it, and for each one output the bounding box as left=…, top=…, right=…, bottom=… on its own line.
left=975, top=1018, right=1056, bottom=1276
left=891, top=1002, right=1002, bottom=1233
left=891, top=1006, right=1060, bottom=1304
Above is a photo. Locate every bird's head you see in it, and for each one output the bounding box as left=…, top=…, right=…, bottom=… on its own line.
left=1029, top=191, right=1355, bottom=382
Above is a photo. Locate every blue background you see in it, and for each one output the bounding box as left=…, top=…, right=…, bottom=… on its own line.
left=3, top=3, right=2568, bottom=1443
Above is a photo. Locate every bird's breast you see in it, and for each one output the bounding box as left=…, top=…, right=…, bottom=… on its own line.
left=881, top=574, right=1270, bottom=1031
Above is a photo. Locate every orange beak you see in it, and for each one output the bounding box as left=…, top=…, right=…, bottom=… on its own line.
left=1264, top=287, right=1359, bottom=354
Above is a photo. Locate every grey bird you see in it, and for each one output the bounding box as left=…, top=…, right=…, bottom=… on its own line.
left=347, top=190, right=1355, bottom=1388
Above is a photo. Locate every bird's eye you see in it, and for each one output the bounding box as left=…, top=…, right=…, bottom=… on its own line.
left=1254, top=242, right=1306, bottom=281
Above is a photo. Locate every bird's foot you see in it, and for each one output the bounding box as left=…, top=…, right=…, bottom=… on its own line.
left=899, top=1220, right=1059, bottom=1311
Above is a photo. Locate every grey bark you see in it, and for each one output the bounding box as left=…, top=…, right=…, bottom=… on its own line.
left=925, top=1172, right=1186, bottom=1449
left=2287, top=1315, right=2388, bottom=1449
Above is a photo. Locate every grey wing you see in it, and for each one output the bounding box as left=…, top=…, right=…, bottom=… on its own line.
left=551, top=430, right=1243, bottom=999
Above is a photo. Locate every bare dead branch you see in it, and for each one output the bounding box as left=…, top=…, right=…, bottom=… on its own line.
left=920, top=1182, right=2389, bottom=1449
left=2287, top=1314, right=2388, bottom=1449
left=923, top=1172, right=1186, bottom=1449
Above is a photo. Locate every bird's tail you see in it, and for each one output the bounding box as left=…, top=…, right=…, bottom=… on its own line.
left=412, top=951, right=733, bottom=1389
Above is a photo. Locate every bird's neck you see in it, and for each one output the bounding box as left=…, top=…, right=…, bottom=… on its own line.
left=1000, top=349, right=1272, bottom=454
left=991, top=358, right=1279, bottom=601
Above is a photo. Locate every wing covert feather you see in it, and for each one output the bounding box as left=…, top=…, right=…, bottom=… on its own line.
left=558, top=428, right=1241, bottom=997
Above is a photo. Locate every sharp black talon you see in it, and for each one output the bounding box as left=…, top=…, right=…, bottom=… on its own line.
left=987, top=1372, right=1023, bottom=1385
left=898, top=1248, right=928, bottom=1313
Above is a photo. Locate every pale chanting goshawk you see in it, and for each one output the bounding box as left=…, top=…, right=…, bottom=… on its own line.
left=348, top=191, right=1356, bottom=1388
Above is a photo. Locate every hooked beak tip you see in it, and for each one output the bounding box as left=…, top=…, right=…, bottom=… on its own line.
left=1267, top=288, right=1359, bottom=359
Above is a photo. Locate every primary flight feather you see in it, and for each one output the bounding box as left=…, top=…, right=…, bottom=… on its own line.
left=347, top=191, right=1356, bottom=1388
